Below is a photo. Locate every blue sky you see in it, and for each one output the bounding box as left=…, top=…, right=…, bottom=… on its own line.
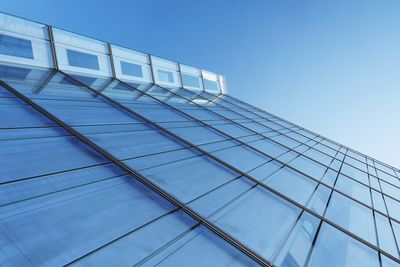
left=2, top=0, right=400, bottom=168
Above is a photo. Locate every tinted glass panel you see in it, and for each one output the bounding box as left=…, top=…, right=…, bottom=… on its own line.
left=182, top=73, right=200, bottom=88
left=120, top=61, right=143, bottom=77
left=265, top=167, right=317, bottom=205
left=204, top=79, right=219, bottom=91
left=0, top=33, right=33, bottom=59
left=273, top=212, right=320, bottom=267
left=308, top=223, right=379, bottom=267
left=158, top=69, right=174, bottom=83
left=325, top=192, right=376, bottom=245
left=213, top=186, right=301, bottom=259
left=67, top=49, right=100, bottom=70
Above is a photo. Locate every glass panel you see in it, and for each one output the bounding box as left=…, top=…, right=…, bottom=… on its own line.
left=188, top=178, right=256, bottom=217
left=307, top=184, right=331, bottom=215
left=0, top=13, right=52, bottom=68
left=271, top=134, right=300, bottom=149
left=202, top=70, right=220, bottom=93
left=0, top=33, right=33, bottom=59
left=335, top=174, right=372, bottom=206
left=180, top=64, right=203, bottom=90
left=66, top=49, right=99, bottom=70
left=182, top=73, right=201, bottom=88
left=151, top=56, right=180, bottom=88
left=385, top=196, right=400, bottom=221
left=345, top=155, right=367, bottom=172
left=377, top=169, right=400, bottom=188
left=303, top=148, right=333, bottom=166
left=308, top=223, right=380, bottom=267
left=52, top=28, right=111, bottom=77
left=219, top=74, right=227, bottom=94
left=111, top=45, right=152, bottom=84
left=379, top=180, right=400, bottom=201
left=249, top=138, right=288, bottom=158
left=321, top=169, right=338, bottom=187
left=273, top=212, right=320, bottom=267
left=134, top=154, right=240, bottom=203
left=265, top=167, right=317, bottom=205
left=158, top=69, right=174, bottom=83
left=371, top=190, right=387, bottom=215
left=0, top=131, right=107, bottom=184
left=211, top=142, right=270, bottom=172
left=382, top=255, right=400, bottom=267
left=212, top=186, right=301, bottom=260
left=248, top=160, right=283, bottom=181
left=0, top=90, right=55, bottom=128
left=141, top=225, right=261, bottom=267
left=120, top=61, right=143, bottom=76
left=325, top=192, right=376, bottom=245
left=375, top=213, right=399, bottom=257
left=341, top=163, right=369, bottom=185
left=0, top=172, right=185, bottom=266
left=288, top=156, right=327, bottom=180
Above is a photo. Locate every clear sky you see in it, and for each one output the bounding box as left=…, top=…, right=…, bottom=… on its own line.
left=2, top=0, right=400, bottom=168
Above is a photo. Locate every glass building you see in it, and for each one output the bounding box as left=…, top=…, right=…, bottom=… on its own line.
left=1, top=12, right=400, bottom=267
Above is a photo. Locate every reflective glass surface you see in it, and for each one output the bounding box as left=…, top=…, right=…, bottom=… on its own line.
left=1, top=11, right=400, bottom=266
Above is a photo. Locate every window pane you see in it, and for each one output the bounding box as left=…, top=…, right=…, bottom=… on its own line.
left=371, top=190, right=387, bottom=215
left=182, top=73, right=201, bottom=88
left=120, top=61, right=143, bottom=77
left=385, top=196, right=400, bottom=221
left=381, top=180, right=400, bottom=200
left=308, top=223, right=380, bottom=267
left=135, top=155, right=239, bottom=203
left=0, top=33, right=33, bottom=59
left=66, top=49, right=100, bottom=70
left=211, top=143, right=270, bottom=172
left=212, top=186, right=301, bottom=259
left=250, top=138, right=288, bottom=157
left=375, top=213, right=399, bottom=257
left=0, top=134, right=107, bottom=183
left=325, top=192, right=376, bottom=245
left=307, top=184, right=331, bottom=215
left=382, top=255, right=400, bottom=267
left=303, top=148, right=333, bottom=166
left=141, top=225, right=261, bottom=267
left=288, top=156, right=327, bottom=180
left=248, top=161, right=283, bottom=181
left=204, top=79, right=219, bottom=92
left=0, top=170, right=179, bottom=266
left=321, top=169, right=338, bottom=187
left=341, top=163, right=369, bottom=185
left=188, top=178, right=256, bottom=217
left=157, top=69, right=174, bottom=83
left=335, top=174, right=372, bottom=206
left=265, top=167, right=317, bottom=205
left=273, top=212, right=320, bottom=267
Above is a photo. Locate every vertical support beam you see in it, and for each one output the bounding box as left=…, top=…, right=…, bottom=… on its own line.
left=177, top=63, right=184, bottom=88
left=200, top=70, right=206, bottom=92
left=47, top=25, right=59, bottom=70
left=107, top=43, right=117, bottom=79
left=148, top=54, right=156, bottom=85
left=219, top=74, right=228, bottom=95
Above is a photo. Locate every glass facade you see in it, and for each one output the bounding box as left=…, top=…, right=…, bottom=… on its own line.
left=1, top=11, right=400, bottom=267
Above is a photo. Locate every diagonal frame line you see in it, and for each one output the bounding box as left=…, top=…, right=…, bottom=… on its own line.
left=0, top=78, right=272, bottom=267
